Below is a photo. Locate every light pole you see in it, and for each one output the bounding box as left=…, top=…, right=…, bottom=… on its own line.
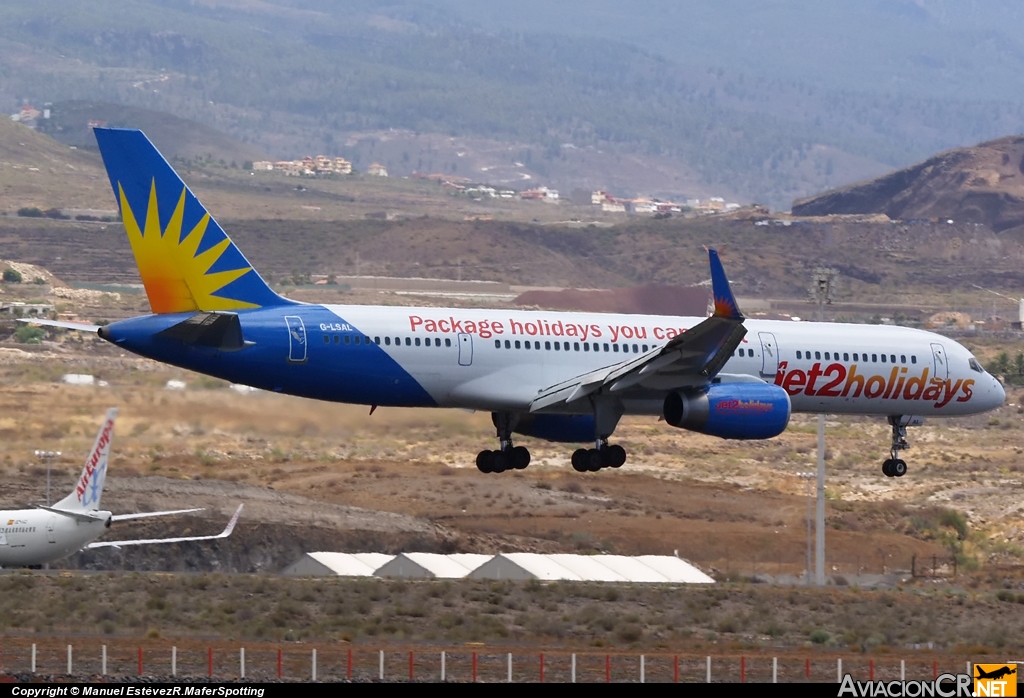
left=797, top=472, right=814, bottom=586
left=34, top=450, right=61, bottom=506
left=811, top=268, right=837, bottom=587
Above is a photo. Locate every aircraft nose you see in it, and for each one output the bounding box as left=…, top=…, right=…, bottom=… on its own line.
left=989, top=377, right=1006, bottom=410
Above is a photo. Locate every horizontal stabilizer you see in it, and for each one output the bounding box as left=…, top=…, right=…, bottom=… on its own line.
left=37, top=506, right=106, bottom=523
left=17, top=318, right=100, bottom=332
left=157, top=312, right=247, bottom=351
left=111, top=507, right=204, bottom=522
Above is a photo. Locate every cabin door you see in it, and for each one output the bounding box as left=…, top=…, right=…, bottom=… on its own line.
left=758, top=332, right=779, bottom=379
left=930, top=343, right=948, bottom=381
left=458, top=333, right=473, bottom=366
left=285, top=316, right=308, bottom=364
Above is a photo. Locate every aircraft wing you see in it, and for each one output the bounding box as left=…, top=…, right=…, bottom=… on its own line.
left=17, top=318, right=101, bottom=332
left=530, top=249, right=747, bottom=413
left=86, top=504, right=242, bottom=549
left=110, top=508, right=204, bottom=522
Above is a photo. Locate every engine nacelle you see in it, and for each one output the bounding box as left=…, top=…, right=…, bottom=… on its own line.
left=663, top=382, right=791, bottom=440
left=509, top=414, right=595, bottom=443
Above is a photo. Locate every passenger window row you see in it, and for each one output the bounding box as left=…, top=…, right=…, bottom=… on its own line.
left=323, top=333, right=658, bottom=355
left=794, top=350, right=917, bottom=365
left=323, top=334, right=453, bottom=348
left=494, top=340, right=651, bottom=354
left=732, top=348, right=755, bottom=357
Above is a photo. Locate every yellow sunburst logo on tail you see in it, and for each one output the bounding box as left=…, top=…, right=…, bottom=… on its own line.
left=120, top=180, right=257, bottom=314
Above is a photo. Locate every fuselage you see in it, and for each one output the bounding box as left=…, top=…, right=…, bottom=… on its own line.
left=0, top=508, right=109, bottom=566
left=104, top=304, right=1005, bottom=419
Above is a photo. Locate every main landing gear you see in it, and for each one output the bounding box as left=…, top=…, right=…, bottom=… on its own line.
left=571, top=440, right=626, bottom=472
left=474, top=402, right=630, bottom=475
left=882, top=415, right=910, bottom=478
left=476, top=446, right=530, bottom=473
left=570, top=399, right=628, bottom=473
left=476, top=412, right=531, bottom=474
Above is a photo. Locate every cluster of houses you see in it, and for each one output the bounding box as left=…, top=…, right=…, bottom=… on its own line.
left=244, top=153, right=744, bottom=218
left=520, top=186, right=560, bottom=201
left=8, top=104, right=51, bottom=127
left=424, top=177, right=560, bottom=202
left=251, top=155, right=359, bottom=177
left=591, top=190, right=740, bottom=215
left=457, top=184, right=518, bottom=199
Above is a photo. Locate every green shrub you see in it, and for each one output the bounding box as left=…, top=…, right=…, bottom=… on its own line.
left=939, top=509, right=968, bottom=539
left=2, top=268, right=23, bottom=283
left=14, top=326, right=44, bottom=344
left=810, top=629, right=832, bottom=644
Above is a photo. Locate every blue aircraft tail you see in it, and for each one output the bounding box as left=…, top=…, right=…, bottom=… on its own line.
left=93, top=128, right=293, bottom=314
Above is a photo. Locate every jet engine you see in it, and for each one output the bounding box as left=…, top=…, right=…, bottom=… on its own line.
left=511, top=414, right=595, bottom=443
left=663, top=382, right=791, bottom=440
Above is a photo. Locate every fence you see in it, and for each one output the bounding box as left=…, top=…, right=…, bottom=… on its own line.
left=690, top=553, right=960, bottom=581
left=0, top=639, right=979, bottom=682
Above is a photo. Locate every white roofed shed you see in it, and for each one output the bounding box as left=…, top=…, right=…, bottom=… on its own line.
left=282, top=552, right=394, bottom=577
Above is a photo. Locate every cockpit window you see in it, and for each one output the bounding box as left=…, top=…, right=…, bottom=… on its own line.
left=968, top=357, right=984, bottom=373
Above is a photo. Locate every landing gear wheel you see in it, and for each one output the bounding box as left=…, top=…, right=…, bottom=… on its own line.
left=491, top=450, right=509, bottom=473
left=883, top=415, right=912, bottom=478
left=606, top=444, right=626, bottom=468
left=476, top=450, right=494, bottom=474
left=587, top=448, right=603, bottom=472
left=511, top=446, right=531, bottom=470
left=571, top=448, right=589, bottom=472
left=480, top=412, right=533, bottom=474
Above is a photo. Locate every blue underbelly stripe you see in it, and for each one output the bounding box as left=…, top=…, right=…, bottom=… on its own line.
left=104, top=307, right=438, bottom=407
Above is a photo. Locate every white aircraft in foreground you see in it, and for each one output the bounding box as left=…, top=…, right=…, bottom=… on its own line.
left=24, top=129, right=1007, bottom=479
left=0, top=408, right=243, bottom=568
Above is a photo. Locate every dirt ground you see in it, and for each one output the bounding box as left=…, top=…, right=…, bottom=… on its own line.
left=2, top=279, right=1024, bottom=652
left=1, top=336, right=1023, bottom=581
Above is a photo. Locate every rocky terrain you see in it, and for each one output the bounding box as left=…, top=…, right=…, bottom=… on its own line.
left=793, top=136, right=1024, bottom=235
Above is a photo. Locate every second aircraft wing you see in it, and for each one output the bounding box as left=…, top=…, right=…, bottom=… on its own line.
left=87, top=504, right=243, bottom=549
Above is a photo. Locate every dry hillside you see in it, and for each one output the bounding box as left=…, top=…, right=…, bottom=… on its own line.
left=792, top=136, right=1024, bottom=233
left=41, top=101, right=271, bottom=165
left=0, top=118, right=110, bottom=211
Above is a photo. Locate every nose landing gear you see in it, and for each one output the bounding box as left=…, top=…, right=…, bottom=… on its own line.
left=882, top=415, right=911, bottom=478
left=881, top=457, right=907, bottom=478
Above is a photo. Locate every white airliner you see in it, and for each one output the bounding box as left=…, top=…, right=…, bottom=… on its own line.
left=0, top=408, right=243, bottom=568
left=24, top=129, right=1006, bottom=479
